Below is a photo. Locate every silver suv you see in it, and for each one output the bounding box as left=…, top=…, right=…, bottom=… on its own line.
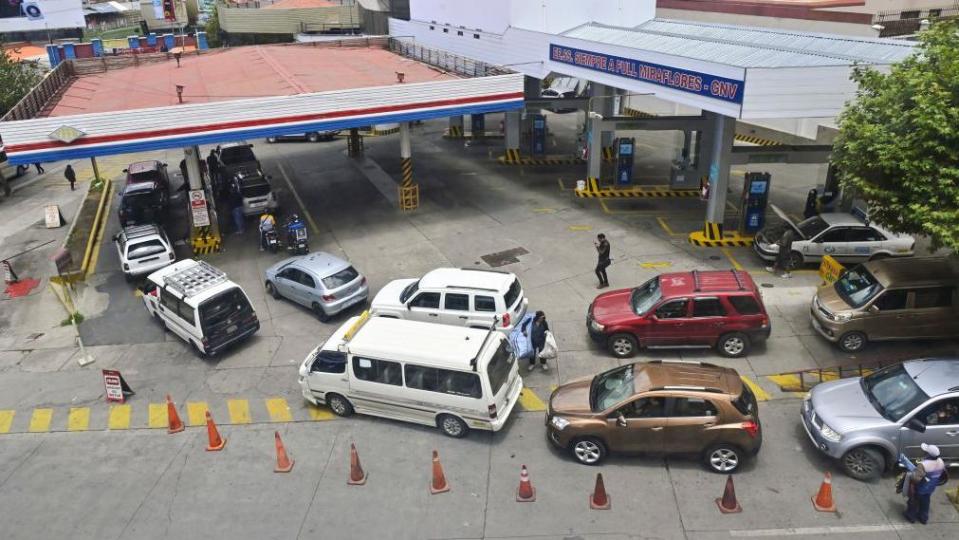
left=801, top=358, right=959, bottom=480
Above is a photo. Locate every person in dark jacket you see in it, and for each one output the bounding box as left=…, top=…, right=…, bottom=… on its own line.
left=229, top=188, right=245, bottom=234
left=767, top=228, right=795, bottom=278
left=594, top=233, right=611, bottom=288
left=207, top=150, right=220, bottom=189
left=902, top=443, right=946, bottom=524
left=64, top=164, right=76, bottom=190
left=522, top=311, right=550, bottom=372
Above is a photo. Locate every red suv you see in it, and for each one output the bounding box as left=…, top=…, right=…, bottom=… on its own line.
left=587, top=270, right=770, bottom=358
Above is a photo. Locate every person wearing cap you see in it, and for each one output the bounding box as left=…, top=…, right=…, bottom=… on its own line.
left=899, top=443, right=946, bottom=524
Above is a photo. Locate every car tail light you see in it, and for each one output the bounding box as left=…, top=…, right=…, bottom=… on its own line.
left=741, top=420, right=759, bottom=438
left=760, top=316, right=769, bottom=328
left=322, top=294, right=336, bottom=301
left=501, top=313, right=511, bottom=327
left=488, top=404, right=498, bottom=419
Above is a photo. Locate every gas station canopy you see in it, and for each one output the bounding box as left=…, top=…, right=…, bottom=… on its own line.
left=0, top=43, right=524, bottom=164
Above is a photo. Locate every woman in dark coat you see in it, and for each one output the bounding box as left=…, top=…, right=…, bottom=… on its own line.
left=523, top=311, right=550, bottom=372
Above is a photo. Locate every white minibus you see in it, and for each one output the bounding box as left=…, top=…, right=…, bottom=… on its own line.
left=298, top=312, right=523, bottom=437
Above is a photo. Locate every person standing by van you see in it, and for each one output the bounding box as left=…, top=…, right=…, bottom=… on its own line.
left=766, top=228, right=795, bottom=279
left=900, top=444, right=947, bottom=524
left=523, top=311, right=550, bottom=372
left=229, top=188, right=245, bottom=235
left=595, top=234, right=611, bottom=288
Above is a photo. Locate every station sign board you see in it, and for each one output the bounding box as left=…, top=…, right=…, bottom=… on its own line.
left=549, top=44, right=745, bottom=104
left=189, top=189, right=210, bottom=228
left=102, top=369, right=134, bottom=403
left=0, top=0, right=85, bottom=32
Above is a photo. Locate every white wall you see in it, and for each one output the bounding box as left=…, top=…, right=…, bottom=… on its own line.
left=409, top=0, right=655, bottom=34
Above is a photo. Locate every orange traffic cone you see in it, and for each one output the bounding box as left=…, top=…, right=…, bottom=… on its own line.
left=429, top=450, right=450, bottom=494
left=348, top=443, right=367, bottom=485
left=274, top=431, right=294, bottom=473
left=166, top=394, right=184, bottom=434
left=204, top=410, right=226, bottom=451
left=516, top=465, right=536, bottom=502
left=589, top=473, right=611, bottom=510
left=716, top=475, right=743, bottom=513
left=812, top=472, right=836, bottom=512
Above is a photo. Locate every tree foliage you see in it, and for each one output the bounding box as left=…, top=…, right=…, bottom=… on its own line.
left=833, top=20, right=959, bottom=252
left=205, top=5, right=222, bottom=48
left=0, top=42, right=43, bottom=117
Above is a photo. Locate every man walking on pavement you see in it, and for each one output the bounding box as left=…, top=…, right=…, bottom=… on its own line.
left=767, top=227, right=795, bottom=278
left=594, top=233, right=611, bottom=288
left=900, top=443, right=946, bottom=524
left=229, top=188, right=245, bottom=235
left=64, top=164, right=76, bottom=190
left=33, top=162, right=44, bottom=174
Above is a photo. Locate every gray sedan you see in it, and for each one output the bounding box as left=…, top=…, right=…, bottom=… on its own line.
left=264, top=252, right=368, bottom=321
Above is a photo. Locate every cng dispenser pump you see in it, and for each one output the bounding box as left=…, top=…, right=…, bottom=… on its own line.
left=529, top=114, right=546, bottom=156
left=615, top=137, right=635, bottom=186
left=739, top=172, right=771, bottom=235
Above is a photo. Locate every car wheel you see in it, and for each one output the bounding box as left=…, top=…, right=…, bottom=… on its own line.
left=789, top=251, right=804, bottom=269
left=869, top=253, right=890, bottom=262
left=570, top=437, right=607, bottom=465
left=266, top=137, right=277, bottom=143
left=608, top=333, right=638, bottom=358
left=312, top=302, right=331, bottom=322
left=437, top=414, right=470, bottom=438
left=265, top=281, right=280, bottom=299
left=704, top=444, right=743, bottom=473
left=842, top=446, right=884, bottom=481
left=326, top=393, right=354, bottom=417
left=718, top=332, right=750, bottom=358
left=307, top=132, right=320, bottom=143
left=838, top=331, right=867, bottom=353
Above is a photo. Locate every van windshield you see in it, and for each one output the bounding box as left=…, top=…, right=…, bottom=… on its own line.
left=631, top=277, right=662, bottom=315
left=199, top=287, right=253, bottom=333
left=590, top=364, right=635, bottom=411
left=485, top=340, right=514, bottom=395
left=834, top=266, right=883, bottom=308
left=861, top=364, right=930, bottom=421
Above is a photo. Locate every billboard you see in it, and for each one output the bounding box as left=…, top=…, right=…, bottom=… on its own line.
left=0, top=0, right=85, bottom=33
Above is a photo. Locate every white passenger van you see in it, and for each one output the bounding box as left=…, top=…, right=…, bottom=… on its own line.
left=298, top=312, right=523, bottom=437
left=142, top=259, right=259, bottom=356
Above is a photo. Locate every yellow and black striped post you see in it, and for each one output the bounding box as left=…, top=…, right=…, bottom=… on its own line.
left=398, top=157, right=418, bottom=211
left=704, top=221, right=723, bottom=241
left=601, top=147, right=615, bottom=162
left=401, top=157, right=413, bottom=188
left=502, top=148, right=521, bottom=164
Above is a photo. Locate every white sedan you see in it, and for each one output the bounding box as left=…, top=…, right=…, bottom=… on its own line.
left=753, top=206, right=914, bottom=267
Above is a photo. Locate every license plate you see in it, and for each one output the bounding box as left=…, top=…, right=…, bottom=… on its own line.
left=226, top=324, right=238, bottom=334
left=295, top=229, right=307, bottom=240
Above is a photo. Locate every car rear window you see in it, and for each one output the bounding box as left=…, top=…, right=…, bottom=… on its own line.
left=732, top=383, right=757, bottom=416
left=129, top=170, right=159, bottom=183
left=127, top=239, right=166, bottom=260
left=241, top=182, right=271, bottom=198
left=219, top=147, right=256, bottom=165
left=728, top=295, right=761, bottom=315
left=322, top=266, right=359, bottom=289
left=485, top=340, right=514, bottom=395
left=199, top=287, right=253, bottom=332
left=504, top=278, right=522, bottom=309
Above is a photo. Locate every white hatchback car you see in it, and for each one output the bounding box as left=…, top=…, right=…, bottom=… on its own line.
left=370, top=268, right=528, bottom=331
left=114, top=224, right=175, bottom=279
left=754, top=206, right=914, bottom=267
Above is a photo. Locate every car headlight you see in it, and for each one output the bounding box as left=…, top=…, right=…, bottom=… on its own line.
left=589, top=319, right=605, bottom=332
left=550, top=416, right=570, bottom=430
left=819, top=422, right=842, bottom=442
left=832, top=312, right=852, bottom=322
left=803, top=396, right=811, bottom=413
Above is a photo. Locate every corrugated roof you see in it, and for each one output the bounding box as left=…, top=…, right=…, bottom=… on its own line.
left=562, top=18, right=915, bottom=68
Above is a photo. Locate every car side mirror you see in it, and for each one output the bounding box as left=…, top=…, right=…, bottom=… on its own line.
left=868, top=304, right=880, bottom=314
left=905, top=418, right=926, bottom=433
left=616, top=413, right=627, bottom=428
left=406, top=302, right=412, bottom=310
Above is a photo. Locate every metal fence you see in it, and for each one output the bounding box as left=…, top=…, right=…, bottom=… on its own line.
left=872, top=2, right=959, bottom=36
left=388, top=38, right=512, bottom=78
left=2, top=61, right=75, bottom=122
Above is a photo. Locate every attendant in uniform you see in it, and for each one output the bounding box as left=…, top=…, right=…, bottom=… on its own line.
left=901, top=443, right=946, bottom=525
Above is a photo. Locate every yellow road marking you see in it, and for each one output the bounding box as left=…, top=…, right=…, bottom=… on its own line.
left=532, top=208, right=555, bottom=214
left=657, top=217, right=681, bottom=237
left=639, top=261, right=672, bottom=269
left=108, top=405, right=131, bottom=430
left=0, top=410, right=14, bottom=433
left=568, top=225, right=592, bottom=232
left=84, top=181, right=112, bottom=279
left=518, top=387, right=547, bottom=412
left=148, top=403, right=168, bottom=429
left=277, top=162, right=321, bottom=235
left=186, top=402, right=209, bottom=426
left=266, top=398, right=293, bottom=422
left=308, top=405, right=335, bottom=421
left=133, top=289, right=143, bottom=298
left=67, top=408, right=90, bottom=431
left=740, top=376, right=771, bottom=402
left=721, top=248, right=744, bottom=271
left=28, top=408, right=53, bottom=432
left=227, top=399, right=251, bottom=424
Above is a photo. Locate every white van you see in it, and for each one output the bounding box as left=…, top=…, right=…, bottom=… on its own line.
left=298, top=312, right=523, bottom=437
left=142, top=259, right=259, bottom=356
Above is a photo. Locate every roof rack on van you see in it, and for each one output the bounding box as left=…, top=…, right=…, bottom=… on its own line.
left=163, top=261, right=228, bottom=297
left=459, top=268, right=509, bottom=274
left=342, top=310, right=371, bottom=343
left=449, top=286, right=499, bottom=293
left=730, top=270, right=746, bottom=291
left=649, top=360, right=721, bottom=368
left=692, top=270, right=700, bottom=292
left=652, top=385, right=725, bottom=394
